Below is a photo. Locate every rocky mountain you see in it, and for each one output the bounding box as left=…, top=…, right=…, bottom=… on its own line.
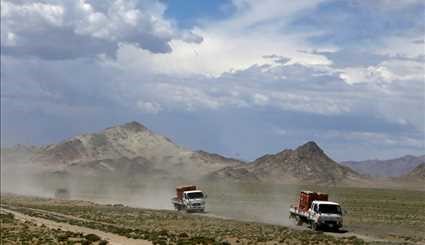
left=401, top=162, right=425, bottom=180
left=208, top=141, right=366, bottom=185
left=2, top=121, right=241, bottom=180
left=340, top=155, right=425, bottom=177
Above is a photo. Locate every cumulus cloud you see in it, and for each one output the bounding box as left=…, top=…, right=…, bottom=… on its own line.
left=102, top=0, right=334, bottom=76
left=1, top=0, right=202, bottom=59
left=340, top=66, right=397, bottom=85
left=252, top=93, right=269, bottom=106
left=136, top=101, right=162, bottom=114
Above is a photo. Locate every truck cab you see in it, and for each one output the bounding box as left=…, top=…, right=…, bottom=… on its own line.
left=308, top=201, right=343, bottom=230
left=182, top=190, right=206, bottom=212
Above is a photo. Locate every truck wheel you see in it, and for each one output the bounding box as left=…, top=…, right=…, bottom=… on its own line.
left=295, top=216, right=303, bottom=226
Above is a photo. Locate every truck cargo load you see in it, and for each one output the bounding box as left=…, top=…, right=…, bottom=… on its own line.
left=176, top=185, right=197, bottom=200
left=316, top=192, right=328, bottom=201
left=298, top=191, right=329, bottom=212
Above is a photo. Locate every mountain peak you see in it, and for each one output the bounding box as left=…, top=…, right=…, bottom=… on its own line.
left=116, top=121, right=148, bottom=132
left=296, top=141, right=323, bottom=154
left=209, top=140, right=364, bottom=185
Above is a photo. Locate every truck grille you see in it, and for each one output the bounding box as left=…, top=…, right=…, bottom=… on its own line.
left=192, top=203, right=201, bottom=207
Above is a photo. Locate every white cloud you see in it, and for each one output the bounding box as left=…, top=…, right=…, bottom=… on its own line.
left=340, top=66, right=397, bottom=85
left=1, top=0, right=202, bottom=59
left=105, top=0, right=334, bottom=76
left=1, top=1, right=64, bottom=27
left=136, top=101, right=162, bottom=114
left=339, top=57, right=424, bottom=86
left=252, top=93, right=269, bottom=106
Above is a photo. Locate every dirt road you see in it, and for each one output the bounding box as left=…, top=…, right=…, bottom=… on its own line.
left=197, top=211, right=401, bottom=244
left=1, top=208, right=152, bottom=245
left=2, top=204, right=417, bottom=245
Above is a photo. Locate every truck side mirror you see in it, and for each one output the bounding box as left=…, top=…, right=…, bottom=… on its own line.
left=204, top=194, right=208, bottom=199
left=343, top=209, right=348, bottom=215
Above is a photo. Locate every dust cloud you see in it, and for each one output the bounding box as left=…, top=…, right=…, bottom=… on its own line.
left=1, top=163, right=52, bottom=198
left=1, top=159, right=301, bottom=227
left=200, top=181, right=300, bottom=226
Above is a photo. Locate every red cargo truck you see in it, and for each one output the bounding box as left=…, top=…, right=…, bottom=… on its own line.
left=171, top=185, right=207, bottom=212
left=289, top=191, right=343, bottom=231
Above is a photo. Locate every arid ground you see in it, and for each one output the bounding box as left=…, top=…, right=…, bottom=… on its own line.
left=1, top=182, right=424, bottom=245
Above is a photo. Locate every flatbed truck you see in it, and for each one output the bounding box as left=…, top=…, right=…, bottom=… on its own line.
left=289, top=191, right=344, bottom=231
left=171, top=185, right=207, bottom=212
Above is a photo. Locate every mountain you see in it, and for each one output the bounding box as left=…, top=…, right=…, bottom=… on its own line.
left=2, top=121, right=240, bottom=180
left=401, top=162, right=425, bottom=180
left=208, top=141, right=366, bottom=185
left=340, top=155, right=425, bottom=177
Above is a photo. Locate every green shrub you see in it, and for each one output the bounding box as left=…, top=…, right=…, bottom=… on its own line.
left=85, top=233, right=101, bottom=242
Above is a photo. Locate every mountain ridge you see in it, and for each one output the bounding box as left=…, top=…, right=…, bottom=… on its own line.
left=401, top=162, right=425, bottom=180
left=340, top=155, right=425, bottom=177
left=3, top=121, right=240, bottom=180
left=1, top=121, right=390, bottom=186
left=208, top=141, right=367, bottom=185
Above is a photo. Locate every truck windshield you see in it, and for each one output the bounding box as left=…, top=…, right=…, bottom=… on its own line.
left=187, top=192, right=204, bottom=199
left=319, top=204, right=341, bottom=214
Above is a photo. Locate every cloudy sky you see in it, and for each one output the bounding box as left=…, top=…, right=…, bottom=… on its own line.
left=1, top=0, right=424, bottom=161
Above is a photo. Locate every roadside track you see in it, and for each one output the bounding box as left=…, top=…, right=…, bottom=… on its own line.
left=1, top=208, right=152, bottom=245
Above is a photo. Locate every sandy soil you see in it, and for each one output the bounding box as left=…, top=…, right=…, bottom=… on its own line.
left=1, top=208, right=152, bottom=245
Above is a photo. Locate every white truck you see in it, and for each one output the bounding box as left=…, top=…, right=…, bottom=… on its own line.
left=171, top=185, right=207, bottom=212
left=289, top=191, right=344, bottom=231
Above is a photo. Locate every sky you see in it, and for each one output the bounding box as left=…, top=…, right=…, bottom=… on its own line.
left=1, top=0, right=424, bottom=161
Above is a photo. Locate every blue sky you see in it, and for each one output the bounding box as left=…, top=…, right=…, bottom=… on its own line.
left=1, top=0, right=424, bottom=161
left=164, top=0, right=234, bottom=28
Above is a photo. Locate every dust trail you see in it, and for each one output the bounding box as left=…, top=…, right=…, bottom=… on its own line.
left=199, top=180, right=301, bottom=226
left=2, top=158, right=302, bottom=227
left=1, top=163, right=51, bottom=198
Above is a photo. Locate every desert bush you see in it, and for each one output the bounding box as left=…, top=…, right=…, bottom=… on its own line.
left=85, top=233, right=101, bottom=242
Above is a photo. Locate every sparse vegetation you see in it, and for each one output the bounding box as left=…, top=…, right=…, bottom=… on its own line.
left=203, top=181, right=425, bottom=244
left=1, top=193, right=411, bottom=245
left=0, top=210, right=105, bottom=244
left=2, top=185, right=424, bottom=244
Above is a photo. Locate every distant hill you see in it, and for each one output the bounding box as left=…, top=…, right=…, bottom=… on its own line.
left=2, top=121, right=240, bottom=180
left=401, top=162, right=425, bottom=180
left=340, top=155, right=425, bottom=177
left=208, top=141, right=366, bottom=185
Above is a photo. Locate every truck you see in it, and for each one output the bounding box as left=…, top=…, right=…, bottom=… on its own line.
left=171, top=185, right=207, bottom=212
left=289, top=191, right=344, bottom=231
